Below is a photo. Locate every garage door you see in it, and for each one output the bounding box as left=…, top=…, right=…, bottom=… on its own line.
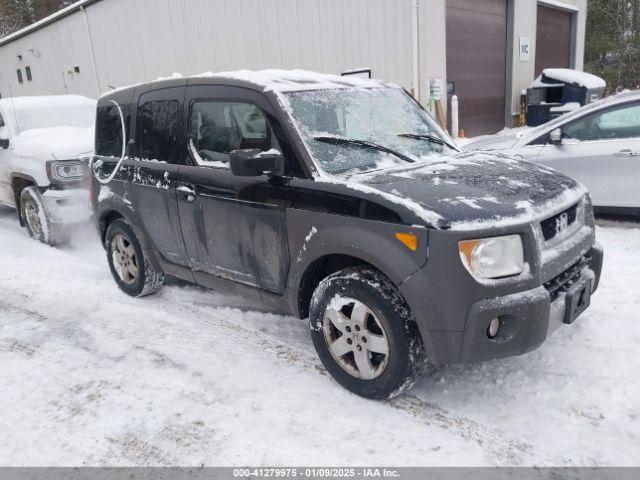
left=446, top=0, right=507, bottom=136
left=535, top=5, right=572, bottom=77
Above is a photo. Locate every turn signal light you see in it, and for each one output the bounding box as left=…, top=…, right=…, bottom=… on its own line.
left=395, top=232, right=418, bottom=251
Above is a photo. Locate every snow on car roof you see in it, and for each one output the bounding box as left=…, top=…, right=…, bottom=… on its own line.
left=101, top=69, right=396, bottom=100
left=0, top=94, right=96, bottom=111
left=194, top=69, right=391, bottom=92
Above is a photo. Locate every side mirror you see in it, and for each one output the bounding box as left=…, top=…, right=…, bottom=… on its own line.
left=0, top=138, right=9, bottom=149
left=549, top=128, right=563, bottom=145
left=230, top=149, right=284, bottom=177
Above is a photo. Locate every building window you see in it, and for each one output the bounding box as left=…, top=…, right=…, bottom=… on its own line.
left=16, top=69, right=23, bottom=83
left=25, top=66, right=32, bottom=81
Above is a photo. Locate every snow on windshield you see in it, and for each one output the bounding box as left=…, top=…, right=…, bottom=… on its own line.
left=281, top=87, right=455, bottom=176
left=14, top=101, right=95, bottom=132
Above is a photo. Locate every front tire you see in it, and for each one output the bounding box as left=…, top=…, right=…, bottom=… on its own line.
left=309, top=267, right=426, bottom=399
left=20, top=186, right=56, bottom=245
left=105, top=219, right=164, bottom=297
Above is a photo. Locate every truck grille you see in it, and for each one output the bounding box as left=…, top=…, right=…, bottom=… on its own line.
left=544, top=255, right=590, bottom=301
left=540, top=204, right=578, bottom=242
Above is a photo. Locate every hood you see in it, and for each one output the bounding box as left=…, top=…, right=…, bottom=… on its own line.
left=349, top=151, right=585, bottom=230
left=461, top=126, right=533, bottom=151
left=12, top=126, right=94, bottom=160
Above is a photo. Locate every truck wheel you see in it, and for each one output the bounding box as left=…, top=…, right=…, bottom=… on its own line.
left=20, top=186, right=56, bottom=245
left=105, top=219, right=164, bottom=297
left=309, top=267, right=426, bottom=399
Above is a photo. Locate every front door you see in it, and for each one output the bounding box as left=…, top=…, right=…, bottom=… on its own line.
left=129, top=86, right=189, bottom=265
left=176, top=85, right=289, bottom=293
left=536, top=101, right=640, bottom=209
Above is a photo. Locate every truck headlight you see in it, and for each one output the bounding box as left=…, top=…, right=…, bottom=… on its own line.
left=459, top=234, right=524, bottom=279
left=47, top=161, right=85, bottom=182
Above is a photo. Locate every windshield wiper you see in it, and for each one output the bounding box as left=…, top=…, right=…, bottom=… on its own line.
left=398, top=133, right=457, bottom=150
left=314, top=136, right=416, bottom=163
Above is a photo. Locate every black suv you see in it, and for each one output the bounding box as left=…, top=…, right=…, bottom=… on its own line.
left=90, top=70, right=603, bottom=399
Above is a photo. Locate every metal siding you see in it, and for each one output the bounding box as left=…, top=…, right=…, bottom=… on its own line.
left=0, top=0, right=415, bottom=99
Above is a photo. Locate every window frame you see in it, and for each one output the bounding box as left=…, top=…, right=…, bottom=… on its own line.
left=186, top=98, right=277, bottom=170
left=531, top=100, right=640, bottom=146
left=16, top=69, right=23, bottom=84
left=25, top=66, right=32, bottom=82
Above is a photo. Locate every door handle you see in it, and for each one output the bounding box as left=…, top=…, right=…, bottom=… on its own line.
left=614, top=149, right=640, bottom=157
left=176, top=185, right=196, bottom=202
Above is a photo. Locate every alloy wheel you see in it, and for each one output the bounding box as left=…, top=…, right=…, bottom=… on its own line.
left=323, top=296, right=390, bottom=380
left=111, top=233, right=139, bottom=285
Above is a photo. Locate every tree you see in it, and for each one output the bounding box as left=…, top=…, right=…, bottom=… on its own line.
left=585, top=0, right=640, bottom=92
left=0, top=0, right=73, bottom=38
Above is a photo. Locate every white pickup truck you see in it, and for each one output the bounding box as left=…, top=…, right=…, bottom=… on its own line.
left=0, top=95, right=96, bottom=244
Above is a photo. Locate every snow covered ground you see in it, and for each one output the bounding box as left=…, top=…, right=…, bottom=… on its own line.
left=0, top=207, right=638, bottom=466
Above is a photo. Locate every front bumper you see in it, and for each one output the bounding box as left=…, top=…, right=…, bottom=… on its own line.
left=399, top=221, right=603, bottom=365
left=41, top=188, right=92, bottom=224
left=459, top=246, right=602, bottom=363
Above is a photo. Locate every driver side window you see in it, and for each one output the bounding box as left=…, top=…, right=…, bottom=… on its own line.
left=188, top=101, right=271, bottom=168
left=563, top=102, right=640, bottom=142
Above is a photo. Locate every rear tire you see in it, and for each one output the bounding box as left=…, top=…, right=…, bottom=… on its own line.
left=309, top=267, right=426, bottom=399
left=20, top=186, right=56, bottom=245
left=105, top=219, right=164, bottom=297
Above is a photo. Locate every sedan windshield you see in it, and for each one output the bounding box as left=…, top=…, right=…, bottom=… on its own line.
left=283, top=87, right=457, bottom=175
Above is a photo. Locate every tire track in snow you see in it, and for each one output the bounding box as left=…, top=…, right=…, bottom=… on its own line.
left=1, top=276, right=537, bottom=465
left=107, top=292, right=538, bottom=465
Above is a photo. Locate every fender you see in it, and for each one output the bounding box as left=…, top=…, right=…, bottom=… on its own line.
left=286, top=208, right=428, bottom=316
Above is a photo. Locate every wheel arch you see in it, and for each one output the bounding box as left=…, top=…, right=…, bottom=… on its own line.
left=98, top=202, right=163, bottom=272
left=10, top=173, right=39, bottom=224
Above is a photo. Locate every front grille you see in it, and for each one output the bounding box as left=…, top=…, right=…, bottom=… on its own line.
left=540, top=204, right=578, bottom=242
left=544, top=255, right=590, bottom=301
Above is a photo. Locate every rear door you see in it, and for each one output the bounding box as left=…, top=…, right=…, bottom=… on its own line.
left=535, top=101, right=640, bottom=208
left=176, top=85, right=289, bottom=293
left=130, top=86, right=190, bottom=266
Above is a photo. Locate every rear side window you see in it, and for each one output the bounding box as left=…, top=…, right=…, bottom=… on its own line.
left=188, top=101, right=271, bottom=168
left=95, top=105, right=124, bottom=158
left=136, top=100, right=180, bottom=162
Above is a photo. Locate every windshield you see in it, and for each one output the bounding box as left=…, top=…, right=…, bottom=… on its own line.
left=14, top=104, right=95, bottom=132
left=282, top=87, right=457, bottom=175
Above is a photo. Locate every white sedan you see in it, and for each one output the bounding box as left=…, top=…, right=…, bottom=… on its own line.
left=463, top=91, right=640, bottom=215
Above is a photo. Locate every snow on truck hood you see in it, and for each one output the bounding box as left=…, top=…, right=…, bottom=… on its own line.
left=12, top=126, right=94, bottom=160
left=340, top=151, right=586, bottom=230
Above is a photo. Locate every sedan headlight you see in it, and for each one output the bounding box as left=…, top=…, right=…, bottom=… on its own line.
left=459, top=234, right=524, bottom=279
left=47, top=161, right=85, bottom=182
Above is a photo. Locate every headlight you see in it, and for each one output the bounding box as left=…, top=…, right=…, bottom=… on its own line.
left=459, top=234, right=524, bottom=279
left=47, top=161, right=85, bottom=182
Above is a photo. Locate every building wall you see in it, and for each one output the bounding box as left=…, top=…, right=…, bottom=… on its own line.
left=0, top=0, right=587, bottom=130
left=508, top=0, right=587, bottom=119
left=0, top=0, right=423, bottom=101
